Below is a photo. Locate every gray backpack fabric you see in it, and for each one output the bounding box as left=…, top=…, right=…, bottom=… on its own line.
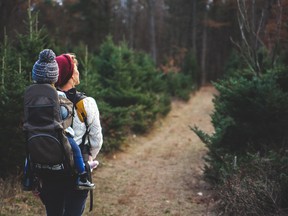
left=23, top=84, right=74, bottom=172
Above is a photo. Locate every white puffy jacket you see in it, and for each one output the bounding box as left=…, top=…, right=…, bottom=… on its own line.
left=72, top=97, right=103, bottom=159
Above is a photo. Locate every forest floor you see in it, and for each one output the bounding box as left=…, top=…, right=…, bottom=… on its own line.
left=0, top=85, right=217, bottom=216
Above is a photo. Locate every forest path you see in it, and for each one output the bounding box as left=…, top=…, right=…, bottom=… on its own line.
left=88, top=85, right=217, bottom=216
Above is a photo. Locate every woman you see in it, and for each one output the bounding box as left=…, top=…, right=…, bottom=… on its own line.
left=39, top=52, right=103, bottom=216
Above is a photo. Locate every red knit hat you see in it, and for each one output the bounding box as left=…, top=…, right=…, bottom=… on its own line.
left=55, top=54, right=74, bottom=87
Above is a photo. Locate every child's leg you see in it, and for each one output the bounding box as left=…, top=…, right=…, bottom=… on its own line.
left=66, top=135, right=85, bottom=174
left=66, top=135, right=95, bottom=190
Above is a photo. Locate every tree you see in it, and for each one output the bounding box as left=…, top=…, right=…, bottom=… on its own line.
left=147, top=0, right=157, bottom=63
left=0, top=1, right=53, bottom=177
left=230, top=0, right=288, bottom=75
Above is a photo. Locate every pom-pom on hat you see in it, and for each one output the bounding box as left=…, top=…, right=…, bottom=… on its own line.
left=32, top=49, right=59, bottom=84
left=55, top=54, right=74, bottom=87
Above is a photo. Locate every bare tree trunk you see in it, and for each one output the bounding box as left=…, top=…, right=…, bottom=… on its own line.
left=127, top=0, right=134, bottom=48
left=192, top=0, right=197, bottom=55
left=201, top=11, right=208, bottom=86
left=147, top=0, right=157, bottom=63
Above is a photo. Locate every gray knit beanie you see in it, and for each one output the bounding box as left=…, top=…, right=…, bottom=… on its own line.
left=32, top=49, right=59, bottom=84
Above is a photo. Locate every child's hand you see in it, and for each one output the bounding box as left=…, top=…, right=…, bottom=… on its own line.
left=88, top=160, right=99, bottom=172
left=32, top=188, right=40, bottom=198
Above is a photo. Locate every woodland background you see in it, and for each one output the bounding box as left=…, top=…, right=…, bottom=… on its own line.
left=2, top=0, right=288, bottom=215
left=1, top=0, right=242, bottom=84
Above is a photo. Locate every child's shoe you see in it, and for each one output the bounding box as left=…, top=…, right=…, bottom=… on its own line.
left=76, top=173, right=95, bottom=190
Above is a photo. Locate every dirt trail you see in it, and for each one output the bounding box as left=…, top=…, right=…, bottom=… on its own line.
left=88, top=86, right=217, bottom=216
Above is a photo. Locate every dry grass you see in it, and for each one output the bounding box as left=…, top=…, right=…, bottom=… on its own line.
left=0, top=176, right=45, bottom=216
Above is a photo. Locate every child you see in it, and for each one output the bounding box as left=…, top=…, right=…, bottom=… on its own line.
left=31, top=49, right=96, bottom=190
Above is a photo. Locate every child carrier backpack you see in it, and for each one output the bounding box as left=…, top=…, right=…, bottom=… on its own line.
left=23, top=83, right=74, bottom=179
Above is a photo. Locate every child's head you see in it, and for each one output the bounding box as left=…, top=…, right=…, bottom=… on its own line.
left=32, top=49, right=59, bottom=84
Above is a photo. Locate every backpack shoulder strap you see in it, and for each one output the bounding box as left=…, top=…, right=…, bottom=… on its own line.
left=74, top=92, right=87, bottom=124
left=63, top=89, right=90, bottom=147
left=63, top=88, right=87, bottom=123
left=74, top=92, right=91, bottom=149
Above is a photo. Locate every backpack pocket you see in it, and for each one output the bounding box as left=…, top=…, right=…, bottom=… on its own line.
left=28, top=104, right=55, bottom=127
left=28, top=133, right=63, bottom=165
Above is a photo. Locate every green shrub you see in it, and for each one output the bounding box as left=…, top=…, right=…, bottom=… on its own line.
left=192, top=66, right=288, bottom=184
left=97, top=101, right=132, bottom=153
left=93, top=36, right=171, bottom=151
left=181, top=51, right=200, bottom=88
left=163, top=72, right=196, bottom=101
left=192, top=64, right=288, bottom=214
left=0, top=9, right=57, bottom=178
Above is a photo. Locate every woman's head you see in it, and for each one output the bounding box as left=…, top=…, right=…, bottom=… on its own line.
left=32, top=49, right=59, bottom=84
left=55, top=53, right=80, bottom=88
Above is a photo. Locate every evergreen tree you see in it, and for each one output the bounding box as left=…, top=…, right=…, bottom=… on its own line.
left=0, top=5, right=55, bottom=178
left=94, top=36, right=170, bottom=152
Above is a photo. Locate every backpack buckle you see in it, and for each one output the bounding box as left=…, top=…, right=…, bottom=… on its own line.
left=34, top=163, right=64, bottom=171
